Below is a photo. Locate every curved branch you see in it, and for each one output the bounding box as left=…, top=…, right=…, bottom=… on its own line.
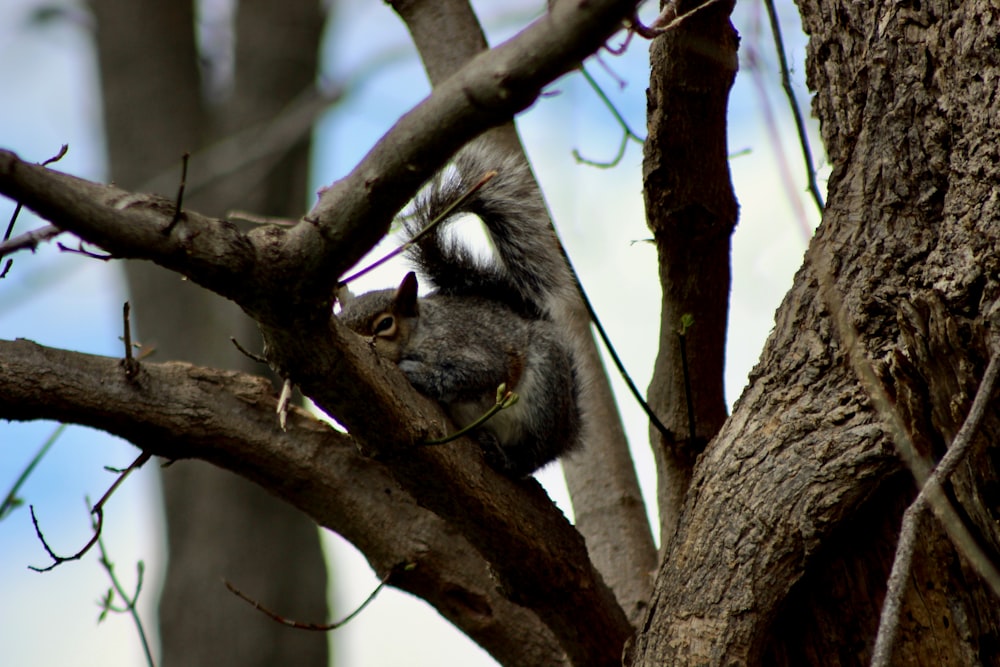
left=0, top=338, right=566, bottom=665
left=0, top=0, right=642, bottom=322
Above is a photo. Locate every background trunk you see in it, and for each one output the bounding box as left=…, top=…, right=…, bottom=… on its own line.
left=91, top=1, right=329, bottom=664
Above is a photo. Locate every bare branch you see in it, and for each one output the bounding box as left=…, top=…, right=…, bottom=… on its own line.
left=163, top=152, right=190, bottom=235
left=762, top=0, right=825, bottom=213
left=121, top=302, right=139, bottom=380
left=225, top=568, right=395, bottom=631
left=29, top=451, right=151, bottom=572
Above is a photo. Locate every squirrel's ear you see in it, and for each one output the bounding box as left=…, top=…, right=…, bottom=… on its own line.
left=394, top=272, right=419, bottom=316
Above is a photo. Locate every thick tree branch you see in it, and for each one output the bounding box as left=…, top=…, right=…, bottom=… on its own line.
left=1, top=0, right=641, bottom=319
left=295, top=0, right=645, bottom=290
left=643, top=0, right=738, bottom=550
left=2, top=326, right=631, bottom=661
left=0, top=154, right=261, bottom=305
left=0, top=338, right=567, bottom=665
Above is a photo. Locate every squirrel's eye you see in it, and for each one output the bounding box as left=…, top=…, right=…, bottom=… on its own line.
left=373, top=314, right=395, bottom=336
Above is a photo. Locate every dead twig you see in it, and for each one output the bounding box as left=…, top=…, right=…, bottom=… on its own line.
left=225, top=566, right=400, bottom=631
left=29, top=451, right=152, bottom=572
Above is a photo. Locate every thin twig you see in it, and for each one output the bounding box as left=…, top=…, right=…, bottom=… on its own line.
left=604, top=25, right=635, bottom=55
left=743, top=37, right=814, bottom=240
left=423, top=385, right=519, bottom=446
left=29, top=451, right=152, bottom=572
left=871, top=351, right=1000, bottom=667
left=230, top=336, right=268, bottom=364
left=121, top=302, right=140, bottom=380
left=163, top=152, right=190, bottom=235
left=0, top=424, right=67, bottom=520
left=3, top=203, right=22, bottom=243
left=572, top=65, right=643, bottom=168
left=593, top=52, right=628, bottom=89
left=56, top=241, right=113, bottom=260
left=0, top=225, right=64, bottom=261
left=225, top=567, right=397, bottom=631
left=95, top=514, right=155, bottom=667
left=29, top=503, right=104, bottom=573
left=40, top=144, right=69, bottom=167
left=762, top=0, right=824, bottom=213
left=576, top=280, right=673, bottom=441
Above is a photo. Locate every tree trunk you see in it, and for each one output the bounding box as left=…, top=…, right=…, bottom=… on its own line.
left=629, top=0, right=1000, bottom=664
left=91, top=1, right=329, bottom=664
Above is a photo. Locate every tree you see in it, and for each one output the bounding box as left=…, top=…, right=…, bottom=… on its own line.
left=90, top=1, right=329, bottom=665
left=2, top=0, right=999, bottom=666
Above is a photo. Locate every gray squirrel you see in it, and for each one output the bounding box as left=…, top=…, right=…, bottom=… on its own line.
left=338, top=143, right=582, bottom=477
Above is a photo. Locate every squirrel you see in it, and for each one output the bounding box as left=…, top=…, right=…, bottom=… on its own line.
left=338, top=143, right=582, bottom=477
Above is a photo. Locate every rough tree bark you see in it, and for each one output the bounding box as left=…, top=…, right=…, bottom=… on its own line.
left=628, top=0, right=1000, bottom=664
left=90, top=1, right=329, bottom=664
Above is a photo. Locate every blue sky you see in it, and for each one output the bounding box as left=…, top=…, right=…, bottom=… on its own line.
left=0, top=1, right=822, bottom=665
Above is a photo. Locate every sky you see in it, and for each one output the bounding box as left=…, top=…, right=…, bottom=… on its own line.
left=0, top=0, right=824, bottom=665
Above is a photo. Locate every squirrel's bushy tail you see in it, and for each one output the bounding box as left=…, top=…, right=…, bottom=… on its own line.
left=403, top=143, right=577, bottom=320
